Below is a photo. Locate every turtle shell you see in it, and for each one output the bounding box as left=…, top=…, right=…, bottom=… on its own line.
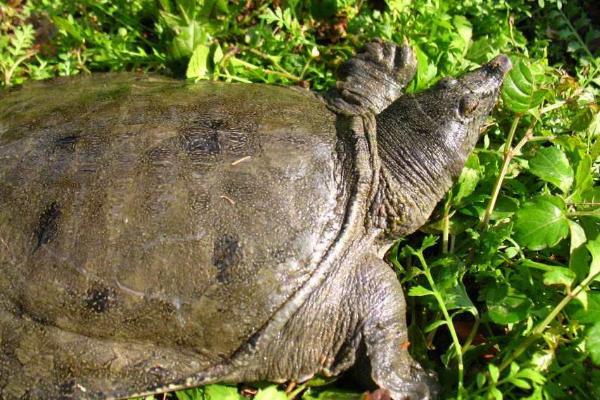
left=0, top=75, right=356, bottom=397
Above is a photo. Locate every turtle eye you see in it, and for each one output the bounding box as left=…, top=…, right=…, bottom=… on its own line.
left=459, top=95, right=479, bottom=117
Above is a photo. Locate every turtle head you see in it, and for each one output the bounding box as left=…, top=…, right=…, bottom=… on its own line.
left=374, top=55, right=511, bottom=236
left=425, top=54, right=512, bottom=153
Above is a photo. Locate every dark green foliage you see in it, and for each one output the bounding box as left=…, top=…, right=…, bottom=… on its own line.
left=1, top=0, right=599, bottom=399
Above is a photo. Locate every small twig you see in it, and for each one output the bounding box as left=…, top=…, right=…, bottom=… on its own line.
left=299, top=57, right=313, bottom=80
left=287, top=383, right=306, bottom=399
left=246, top=47, right=302, bottom=81
left=231, top=56, right=301, bottom=81
left=567, top=201, right=600, bottom=206
left=415, top=252, right=465, bottom=398
left=540, top=100, right=566, bottom=114
left=480, top=115, right=522, bottom=228
left=220, top=195, right=235, bottom=205
left=568, top=210, right=600, bottom=217
left=231, top=156, right=251, bottom=165
left=285, top=381, right=297, bottom=394
left=461, top=317, right=481, bottom=353
left=442, top=193, right=452, bottom=254
left=3, top=50, right=36, bottom=86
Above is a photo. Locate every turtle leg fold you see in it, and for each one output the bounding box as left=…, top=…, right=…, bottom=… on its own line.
left=355, top=255, right=437, bottom=400
left=217, top=252, right=438, bottom=399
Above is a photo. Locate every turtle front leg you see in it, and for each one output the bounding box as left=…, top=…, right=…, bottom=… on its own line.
left=356, top=255, right=437, bottom=400
left=328, top=40, right=417, bottom=114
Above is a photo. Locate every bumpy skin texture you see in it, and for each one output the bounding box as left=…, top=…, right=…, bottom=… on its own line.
left=0, top=42, right=509, bottom=399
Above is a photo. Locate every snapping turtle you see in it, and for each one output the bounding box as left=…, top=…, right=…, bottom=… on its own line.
left=0, top=41, right=510, bottom=399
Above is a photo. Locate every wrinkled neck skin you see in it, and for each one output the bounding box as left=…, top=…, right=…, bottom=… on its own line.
left=372, top=94, right=481, bottom=238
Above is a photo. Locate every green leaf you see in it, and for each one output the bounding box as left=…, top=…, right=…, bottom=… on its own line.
left=443, top=280, right=477, bottom=315
left=52, top=16, right=83, bottom=42
left=528, top=146, right=573, bottom=193
left=501, top=58, right=546, bottom=113
left=213, top=43, right=224, bottom=64
left=508, top=377, right=531, bottom=390
left=513, top=196, right=569, bottom=250
left=411, top=45, right=437, bottom=91
left=476, top=372, right=486, bottom=388
left=175, top=388, right=203, bottom=400
left=543, top=267, right=576, bottom=287
left=571, top=106, right=596, bottom=132
left=489, top=364, right=500, bottom=383
left=569, top=220, right=590, bottom=280
left=170, top=21, right=207, bottom=61
left=490, top=196, right=520, bottom=220
left=572, top=155, right=593, bottom=202
left=489, top=387, right=503, bottom=400
left=424, top=319, right=447, bottom=333
left=304, top=375, right=338, bottom=387
left=586, top=322, right=600, bottom=366
left=572, top=292, right=600, bottom=324
left=454, top=153, right=480, bottom=203
left=254, top=386, right=287, bottom=400
left=587, top=235, right=600, bottom=279
left=408, top=286, right=434, bottom=297
left=485, top=283, right=532, bottom=324
left=187, top=44, right=211, bottom=79
left=515, top=368, right=546, bottom=385
left=205, top=384, right=243, bottom=400
left=452, top=15, right=472, bottom=50
left=302, top=387, right=362, bottom=400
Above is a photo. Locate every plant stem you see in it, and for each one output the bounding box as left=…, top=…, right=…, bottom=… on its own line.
left=415, top=252, right=464, bottom=398
left=498, top=269, right=600, bottom=372
left=3, top=50, right=36, bottom=86
left=230, top=56, right=301, bottom=81
left=481, top=115, right=521, bottom=228
left=442, top=194, right=452, bottom=254
left=246, top=48, right=302, bottom=81
left=568, top=210, right=600, bottom=217
left=461, top=317, right=480, bottom=353
left=540, top=101, right=566, bottom=114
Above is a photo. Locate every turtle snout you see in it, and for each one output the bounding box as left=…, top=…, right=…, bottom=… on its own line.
left=487, top=54, right=512, bottom=76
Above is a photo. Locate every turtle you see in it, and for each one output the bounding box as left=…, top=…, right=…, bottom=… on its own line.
left=0, top=40, right=511, bottom=400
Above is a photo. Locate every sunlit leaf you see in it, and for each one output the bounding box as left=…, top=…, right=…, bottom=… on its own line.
left=586, top=235, right=600, bottom=278
left=586, top=322, right=600, bottom=366
left=572, top=293, right=600, bottom=324
left=205, top=384, right=243, bottom=400
left=408, top=286, right=434, bottom=297
left=569, top=220, right=589, bottom=280
left=513, top=196, right=569, bottom=250
left=302, top=387, right=362, bottom=400
left=543, top=267, right=575, bottom=287
left=501, top=58, right=546, bottom=113
left=485, top=283, right=532, bottom=324
left=254, top=386, right=287, bottom=400
left=489, top=364, right=500, bottom=383
left=170, top=21, right=207, bottom=61
left=454, top=153, right=480, bottom=203
left=186, top=44, right=211, bottom=79
left=528, top=146, right=573, bottom=193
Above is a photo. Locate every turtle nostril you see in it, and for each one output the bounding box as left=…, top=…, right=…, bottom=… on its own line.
left=488, top=54, right=512, bottom=75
